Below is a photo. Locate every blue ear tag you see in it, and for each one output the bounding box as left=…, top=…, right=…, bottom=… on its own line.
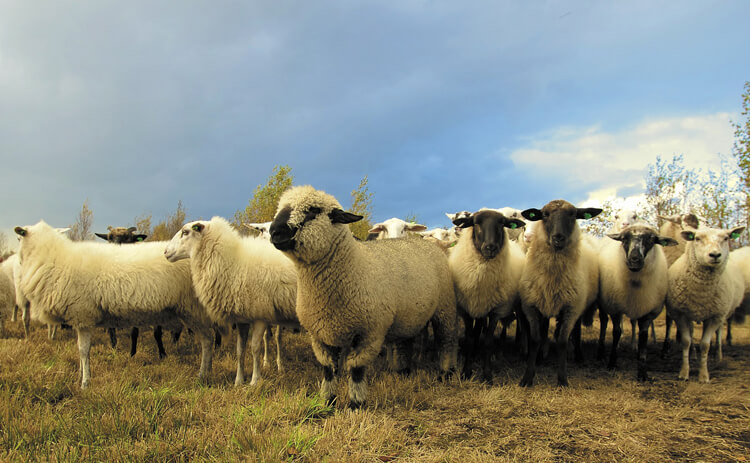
left=584, top=213, right=592, bottom=219
left=731, top=232, right=740, bottom=239
left=510, top=223, right=517, bottom=229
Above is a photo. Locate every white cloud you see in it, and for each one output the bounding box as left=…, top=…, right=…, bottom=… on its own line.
left=509, top=112, right=736, bottom=196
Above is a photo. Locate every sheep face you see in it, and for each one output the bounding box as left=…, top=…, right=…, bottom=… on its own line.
left=453, top=210, right=524, bottom=259
left=522, top=200, right=602, bottom=251
left=270, top=186, right=362, bottom=261
left=613, top=210, right=638, bottom=231
left=607, top=224, right=677, bottom=272
left=164, top=221, right=207, bottom=262
left=682, top=226, right=745, bottom=269
left=95, top=226, right=147, bottom=244
left=368, top=218, right=427, bottom=239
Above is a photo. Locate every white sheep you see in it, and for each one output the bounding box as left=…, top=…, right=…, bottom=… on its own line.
left=270, top=185, right=457, bottom=408
left=0, top=270, right=13, bottom=335
left=14, top=221, right=216, bottom=389
left=518, top=200, right=602, bottom=387
left=666, top=226, right=745, bottom=383
left=367, top=217, right=428, bottom=240
left=597, top=224, right=677, bottom=380
left=610, top=209, right=638, bottom=233
left=448, top=209, right=525, bottom=380
left=0, top=255, right=17, bottom=322
left=243, top=222, right=272, bottom=239
left=165, top=216, right=298, bottom=386
left=728, top=246, right=750, bottom=343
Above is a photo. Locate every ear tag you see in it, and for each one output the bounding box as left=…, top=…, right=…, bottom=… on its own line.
left=192, top=225, right=200, bottom=231
left=687, top=233, right=695, bottom=240
left=137, top=237, right=144, bottom=242
left=584, top=213, right=592, bottom=219
left=510, top=223, right=517, bottom=229
left=659, top=240, right=668, bottom=246
left=731, top=232, right=741, bottom=239
left=449, top=241, right=457, bottom=247
left=529, top=212, right=535, bottom=218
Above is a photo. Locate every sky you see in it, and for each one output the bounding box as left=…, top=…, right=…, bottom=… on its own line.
left=1, top=1, right=748, bottom=246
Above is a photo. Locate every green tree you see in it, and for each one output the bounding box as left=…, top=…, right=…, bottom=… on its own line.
left=133, top=213, right=153, bottom=236
left=233, top=165, right=293, bottom=234
left=149, top=201, right=187, bottom=241
left=644, top=154, right=698, bottom=226
left=732, top=81, right=750, bottom=229
left=69, top=199, right=94, bottom=241
left=348, top=176, right=374, bottom=240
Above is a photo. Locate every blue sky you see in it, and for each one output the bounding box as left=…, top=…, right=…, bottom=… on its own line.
left=1, top=1, right=748, bottom=242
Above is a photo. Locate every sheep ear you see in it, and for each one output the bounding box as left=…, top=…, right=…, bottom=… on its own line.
left=576, top=208, right=602, bottom=220
left=191, top=223, right=205, bottom=233
left=405, top=223, right=427, bottom=232
left=453, top=216, right=474, bottom=228
left=135, top=234, right=148, bottom=242
left=729, top=227, right=745, bottom=240
left=606, top=232, right=624, bottom=242
left=369, top=224, right=385, bottom=233
left=658, top=215, right=679, bottom=225
left=657, top=236, right=678, bottom=247
left=94, top=233, right=109, bottom=241
left=55, top=227, right=71, bottom=235
left=445, top=212, right=456, bottom=221
left=505, top=219, right=525, bottom=230
left=681, top=230, right=696, bottom=241
left=683, top=214, right=700, bottom=229
left=329, top=208, right=362, bottom=224
left=521, top=208, right=543, bottom=221
left=127, top=226, right=137, bottom=233
left=14, top=227, right=27, bottom=237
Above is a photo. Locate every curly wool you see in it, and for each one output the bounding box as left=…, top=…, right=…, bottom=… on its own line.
left=448, top=226, right=525, bottom=319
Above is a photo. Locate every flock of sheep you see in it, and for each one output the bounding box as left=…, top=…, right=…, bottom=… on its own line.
left=1, top=185, right=748, bottom=409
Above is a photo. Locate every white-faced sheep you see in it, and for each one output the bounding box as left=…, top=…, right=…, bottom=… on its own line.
left=597, top=224, right=677, bottom=380
left=518, top=200, right=602, bottom=387
left=449, top=210, right=525, bottom=380
left=367, top=217, right=427, bottom=240
left=14, top=221, right=216, bottom=389
left=165, top=216, right=298, bottom=386
left=95, top=226, right=173, bottom=359
left=270, top=186, right=457, bottom=408
left=666, top=226, right=745, bottom=383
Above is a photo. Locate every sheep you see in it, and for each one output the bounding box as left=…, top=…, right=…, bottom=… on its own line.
left=14, top=221, right=215, bottom=389
left=448, top=209, right=525, bottom=380
left=0, top=255, right=17, bottom=322
left=728, top=246, right=750, bottom=340
left=610, top=209, right=638, bottom=233
left=518, top=200, right=602, bottom=387
left=658, top=213, right=700, bottom=356
left=269, top=185, right=457, bottom=408
left=367, top=217, right=427, bottom=240
left=95, top=226, right=173, bottom=359
left=419, top=228, right=458, bottom=243
left=666, top=226, right=745, bottom=383
left=0, top=270, right=12, bottom=335
left=165, top=216, right=298, bottom=386
left=596, top=224, right=677, bottom=380
left=243, top=222, right=272, bottom=239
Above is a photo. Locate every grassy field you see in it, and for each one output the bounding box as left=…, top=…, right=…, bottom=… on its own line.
left=0, top=316, right=748, bottom=462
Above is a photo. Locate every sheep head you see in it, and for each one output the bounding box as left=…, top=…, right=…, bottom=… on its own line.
left=607, top=224, right=677, bottom=272
left=682, top=226, right=745, bottom=269
left=165, top=220, right=210, bottom=262
left=368, top=218, right=427, bottom=240
left=522, top=200, right=602, bottom=252
left=453, top=210, right=525, bottom=259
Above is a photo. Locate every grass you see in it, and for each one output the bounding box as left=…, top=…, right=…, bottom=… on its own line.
left=0, top=316, right=748, bottom=462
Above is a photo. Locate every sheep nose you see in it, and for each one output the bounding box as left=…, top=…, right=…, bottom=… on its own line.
left=709, top=252, right=722, bottom=259
left=551, top=234, right=566, bottom=248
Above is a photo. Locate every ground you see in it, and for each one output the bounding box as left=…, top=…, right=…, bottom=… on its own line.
left=0, top=315, right=748, bottom=462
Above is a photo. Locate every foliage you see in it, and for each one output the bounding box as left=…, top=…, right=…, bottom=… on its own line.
left=733, top=81, right=750, bottom=230
left=68, top=199, right=94, bottom=241
left=348, top=176, right=374, bottom=240
left=403, top=212, right=419, bottom=225
left=643, top=154, right=700, bottom=227
left=147, top=201, right=187, bottom=242
left=233, top=165, right=293, bottom=234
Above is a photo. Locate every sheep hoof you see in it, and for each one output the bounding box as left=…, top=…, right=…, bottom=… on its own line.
left=348, top=400, right=363, bottom=410
left=637, top=371, right=650, bottom=382
left=678, top=371, right=689, bottom=381
left=519, top=375, right=534, bottom=387
left=698, top=373, right=710, bottom=384
left=557, top=377, right=569, bottom=388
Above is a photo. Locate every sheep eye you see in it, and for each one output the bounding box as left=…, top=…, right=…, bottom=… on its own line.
left=307, top=207, right=321, bottom=215
left=182, top=230, right=190, bottom=236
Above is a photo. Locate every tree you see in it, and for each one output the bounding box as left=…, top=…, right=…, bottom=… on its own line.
left=643, top=154, right=699, bottom=226
left=233, top=165, right=293, bottom=233
left=732, top=81, right=750, bottom=230
left=149, top=201, right=187, bottom=241
left=133, top=213, right=153, bottom=236
left=69, top=199, right=94, bottom=241
left=348, top=176, right=374, bottom=240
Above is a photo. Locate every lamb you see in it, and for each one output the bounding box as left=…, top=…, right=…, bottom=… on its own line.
left=610, top=209, right=638, bottom=233
left=95, top=226, right=173, bottom=359
left=367, top=217, right=427, bottom=240
left=448, top=209, right=525, bottom=380
left=666, top=226, right=745, bottom=382
left=270, top=185, right=457, bottom=408
left=14, top=221, right=216, bottom=389
left=518, top=200, right=602, bottom=387
left=165, top=216, right=298, bottom=386
left=597, top=224, right=677, bottom=380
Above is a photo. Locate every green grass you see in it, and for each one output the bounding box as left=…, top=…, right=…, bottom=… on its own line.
left=0, top=316, right=748, bottom=462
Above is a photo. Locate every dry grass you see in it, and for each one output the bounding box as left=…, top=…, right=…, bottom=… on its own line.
left=0, top=315, right=748, bottom=462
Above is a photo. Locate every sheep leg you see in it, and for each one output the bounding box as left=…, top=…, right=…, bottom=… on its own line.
left=77, top=327, right=93, bottom=389
left=571, top=319, right=583, bottom=364
left=636, top=317, right=653, bottom=382
left=726, top=318, right=732, bottom=347
left=154, top=326, right=166, bottom=359
left=197, top=330, right=214, bottom=382
left=11, top=304, right=17, bottom=323
left=262, top=327, right=271, bottom=368
left=48, top=324, right=57, bottom=340
left=171, top=327, right=182, bottom=344
left=22, top=301, right=30, bottom=339
left=234, top=323, right=250, bottom=386
left=519, top=309, right=541, bottom=387
left=515, top=309, right=528, bottom=356
left=214, top=330, right=222, bottom=348
left=661, top=313, right=673, bottom=358
left=108, top=328, right=118, bottom=349
left=608, top=313, right=623, bottom=370
left=481, top=313, right=500, bottom=383
left=555, top=309, right=578, bottom=387
left=274, top=326, right=284, bottom=372
left=459, top=311, right=476, bottom=378
left=699, top=318, right=722, bottom=383
left=130, top=327, right=139, bottom=357
left=630, top=319, right=637, bottom=351
left=714, top=321, right=723, bottom=363
left=677, top=317, right=692, bottom=380
left=597, top=310, right=609, bottom=361
left=249, top=321, right=268, bottom=385
left=649, top=320, right=657, bottom=344
left=539, top=317, right=550, bottom=362
left=392, top=337, right=414, bottom=375
left=311, top=339, right=341, bottom=405
left=430, top=308, right=458, bottom=378
left=344, top=334, right=385, bottom=408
